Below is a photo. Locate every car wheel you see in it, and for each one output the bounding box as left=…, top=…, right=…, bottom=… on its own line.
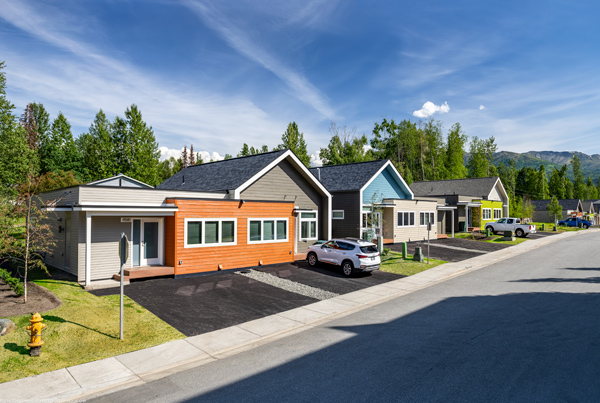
left=515, top=228, right=524, bottom=237
left=341, top=260, right=354, bottom=277
left=307, top=252, right=318, bottom=267
left=583, top=224, right=589, bottom=229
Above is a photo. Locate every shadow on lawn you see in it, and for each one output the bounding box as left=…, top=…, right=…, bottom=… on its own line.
left=3, top=342, right=29, bottom=356
left=43, top=315, right=118, bottom=339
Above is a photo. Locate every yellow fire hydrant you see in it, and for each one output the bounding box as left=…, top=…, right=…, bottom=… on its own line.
left=25, top=312, right=47, bottom=357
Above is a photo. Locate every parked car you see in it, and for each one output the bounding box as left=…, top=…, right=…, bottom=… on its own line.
left=306, top=238, right=380, bottom=276
left=558, top=217, right=591, bottom=229
left=484, top=218, right=536, bottom=237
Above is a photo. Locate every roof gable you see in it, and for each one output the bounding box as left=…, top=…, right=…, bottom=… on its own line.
left=410, top=177, right=506, bottom=201
left=532, top=199, right=582, bottom=211
left=86, top=174, right=153, bottom=189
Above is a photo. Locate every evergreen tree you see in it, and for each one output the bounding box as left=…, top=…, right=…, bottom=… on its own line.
left=123, top=105, right=160, bottom=185
left=565, top=179, right=574, bottom=199
left=467, top=136, right=497, bottom=178
left=445, top=123, right=468, bottom=179
left=20, top=103, right=40, bottom=151
left=79, top=109, right=115, bottom=181
left=189, top=144, right=195, bottom=166
left=548, top=168, right=564, bottom=198
left=279, top=122, right=310, bottom=166
left=498, top=160, right=517, bottom=202
left=224, top=154, right=232, bottom=160
left=181, top=146, right=189, bottom=170
left=31, top=102, right=50, bottom=140
left=537, top=165, right=548, bottom=199
left=39, top=112, right=82, bottom=176
left=0, top=61, right=33, bottom=191
left=424, top=119, right=446, bottom=180
left=571, top=153, right=585, bottom=199
left=158, top=157, right=181, bottom=182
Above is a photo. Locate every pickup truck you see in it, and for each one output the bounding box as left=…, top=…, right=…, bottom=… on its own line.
left=558, top=217, right=592, bottom=229
left=484, top=218, right=536, bottom=237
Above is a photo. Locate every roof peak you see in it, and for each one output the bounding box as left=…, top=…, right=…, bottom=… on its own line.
left=183, top=149, right=288, bottom=170
left=310, top=159, right=388, bottom=170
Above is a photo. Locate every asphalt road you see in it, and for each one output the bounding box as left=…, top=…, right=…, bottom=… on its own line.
left=92, top=231, right=600, bottom=402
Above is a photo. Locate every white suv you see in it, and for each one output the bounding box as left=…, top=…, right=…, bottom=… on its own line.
left=306, top=238, right=381, bottom=276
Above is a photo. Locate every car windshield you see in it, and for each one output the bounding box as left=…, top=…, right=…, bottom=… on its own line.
left=360, top=245, right=378, bottom=254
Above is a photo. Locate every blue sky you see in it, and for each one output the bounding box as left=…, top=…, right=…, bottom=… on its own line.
left=1, top=1, right=599, bottom=164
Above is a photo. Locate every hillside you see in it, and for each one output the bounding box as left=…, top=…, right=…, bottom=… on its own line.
left=491, top=151, right=600, bottom=181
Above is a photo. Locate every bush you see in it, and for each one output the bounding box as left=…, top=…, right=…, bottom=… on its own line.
left=382, top=248, right=390, bottom=256
left=0, top=267, right=24, bottom=296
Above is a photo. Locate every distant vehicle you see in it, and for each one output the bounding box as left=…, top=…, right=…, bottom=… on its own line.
left=558, top=217, right=591, bottom=229
left=306, top=238, right=380, bottom=277
left=484, top=218, right=536, bottom=237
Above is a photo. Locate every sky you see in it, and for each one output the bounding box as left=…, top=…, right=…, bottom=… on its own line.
left=1, top=0, right=599, bottom=165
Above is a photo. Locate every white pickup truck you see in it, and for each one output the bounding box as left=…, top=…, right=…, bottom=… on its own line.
left=484, top=218, right=536, bottom=237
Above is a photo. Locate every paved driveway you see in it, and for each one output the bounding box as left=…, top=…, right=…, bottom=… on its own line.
left=388, top=237, right=511, bottom=262
left=92, top=261, right=400, bottom=336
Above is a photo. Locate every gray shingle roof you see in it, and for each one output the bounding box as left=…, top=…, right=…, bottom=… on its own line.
left=531, top=199, right=581, bottom=211
left=157, top=149, right=287, bottom=192
left=410, top=177, right=500, bottom=198
left=309, top=159, right=389, bottom=192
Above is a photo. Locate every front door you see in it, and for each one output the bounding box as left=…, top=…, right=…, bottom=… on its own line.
left=141, top=219, right=162, bottom=266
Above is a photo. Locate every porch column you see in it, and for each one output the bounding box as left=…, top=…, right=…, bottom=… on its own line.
left=85, top=212, right=92, bottom=286
left=451, top=209, right=454, bottom=238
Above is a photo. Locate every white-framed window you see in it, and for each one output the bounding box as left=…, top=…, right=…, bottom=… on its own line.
left=299, top=211, right=318, bottom=240
left=493, top=208, right=502, bottom=219
left=185, top=218, right=237, bottom=248
left=397, top=211, right=415, bottom=227
left=419, top=211, right=435, bottom=226
left=332, top=210, right=344, bottom=220
left=482, top=208, right=492, bottom=220
left=248, top=218, right=289, bottom=243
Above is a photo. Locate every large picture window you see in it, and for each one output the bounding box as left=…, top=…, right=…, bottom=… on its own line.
left=185, top=218, right=237, bottom=248
left=482, top=208, right=492, bottom=220
left=397, top=211, right=415, bottom=227
left=248, top=218, right=289, bottom=243
left=493, top=208, right=502, bottom=220
left=300, top=211, right=318, bottom=240
left=420, top=211, right=435, bottom=226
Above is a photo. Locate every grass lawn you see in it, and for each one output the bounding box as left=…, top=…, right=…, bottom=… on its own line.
left=454, top=232, right=527, bottom=245
left=1, top=272, right=184, bottom=384
left=380, top=251, right=446, bottom=276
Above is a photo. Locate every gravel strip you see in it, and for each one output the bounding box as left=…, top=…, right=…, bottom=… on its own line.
left=235, top=269, right=339, bottom=301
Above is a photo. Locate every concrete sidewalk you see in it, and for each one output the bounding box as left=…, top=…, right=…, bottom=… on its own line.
left=1, top=230, right=591, bottom=402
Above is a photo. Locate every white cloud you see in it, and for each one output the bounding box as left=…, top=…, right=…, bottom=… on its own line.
left=310, top=150, right=323, bottom=167
left=182, top=0, right=335, bottom=119
left=159, top=147, right=224, bottom=162
left=479, top=105, right=486, bottom=110
left=412, top=101, right=450, bottom=118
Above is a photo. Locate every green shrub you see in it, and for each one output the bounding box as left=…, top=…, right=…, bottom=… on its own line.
left=382, top=248, right=390, bottom=256
left=0, top=267, right=24, bottom=296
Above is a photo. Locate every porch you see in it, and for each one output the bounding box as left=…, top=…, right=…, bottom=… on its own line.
left=113, top=265, right=175, bottom=282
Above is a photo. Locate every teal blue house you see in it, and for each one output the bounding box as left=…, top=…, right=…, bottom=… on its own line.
left=310, top=160, right=414, bottom=241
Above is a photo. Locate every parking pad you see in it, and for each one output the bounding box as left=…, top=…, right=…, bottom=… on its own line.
left=388, top=237, right=511, bottom=263
left=91, top=262, right=401, bottom=336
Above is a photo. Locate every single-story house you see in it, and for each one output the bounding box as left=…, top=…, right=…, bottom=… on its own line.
left=41, top=150, right=332, bottom=286
left=582, top=200, right=599, bottom=225
left=410, top=177, right=509, bottom=232
left=531, top=199, right=583, bottom=223
left=310, top=160, right=444, bottom=243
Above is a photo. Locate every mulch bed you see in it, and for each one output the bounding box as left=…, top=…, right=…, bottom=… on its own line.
left=0, top=280, right=62, bottom=317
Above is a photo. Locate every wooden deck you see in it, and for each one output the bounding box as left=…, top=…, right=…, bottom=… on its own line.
left=113, top=265, right=175, bottom=281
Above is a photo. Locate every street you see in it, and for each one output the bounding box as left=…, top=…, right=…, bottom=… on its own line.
left=92, top=231, right=600, bottom=402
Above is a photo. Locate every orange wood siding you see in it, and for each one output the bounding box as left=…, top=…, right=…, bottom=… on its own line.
left=164, top=215, right=176, bottom=267
left=166, top=199, right=295, bottom=275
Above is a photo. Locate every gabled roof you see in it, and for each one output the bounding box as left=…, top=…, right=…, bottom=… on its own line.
left=532, top=199, right=582, bottom=211
left=156, top=149, right=330, bottom=198
left=410, top=177, right=506, bottom=201
left=310, top=159, right=397, bottom=192
left=157, top=150, right=287, bottom=192
left=86, top=173, right=153, bottom=188
left=582, top=199, right=598, bottom=213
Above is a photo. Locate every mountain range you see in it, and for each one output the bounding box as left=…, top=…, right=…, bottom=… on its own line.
left=489, top=151, right=600, bottom=181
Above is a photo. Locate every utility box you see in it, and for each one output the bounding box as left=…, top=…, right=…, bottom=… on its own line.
left=501, top=230, right=515, bottom=241
left=413, top=246, right=424, bottom=262
left=401, top=242, right=407, bottom=259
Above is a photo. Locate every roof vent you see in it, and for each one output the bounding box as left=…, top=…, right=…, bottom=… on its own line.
left=317, top=167, right=321, bottom=181
left=182, top=175, right=185, bottom=184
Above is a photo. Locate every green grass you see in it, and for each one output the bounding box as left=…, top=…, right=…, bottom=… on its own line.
left=454, top=232, right=527, bottom=245
left=1, top=271, right=184, bottom=384
left=379, top=251, right=446, bottom=276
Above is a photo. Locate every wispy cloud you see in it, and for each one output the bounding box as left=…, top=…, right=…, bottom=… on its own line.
left=479, top=105, right=486, bottom=110
left=413, top=101, right=449, bottom=118
left=182, top=0, right=336, bottom=119
left=0, top=2, right=285, bottom=153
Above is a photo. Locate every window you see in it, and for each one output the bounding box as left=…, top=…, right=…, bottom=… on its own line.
left=482, top=208, right=492, bottom=220
left=248, top=218, right=289, bottom=243
left=397, top=211, right=415, bottom=227
left=332, top=210, right=344, bottom=220
left=185, top=218, right=237, bottom=247
left=300, top=211, right=318, bottom=240
left=419, top=211, right=435, bottom=226
left=493, top=209, right=502, bottom=220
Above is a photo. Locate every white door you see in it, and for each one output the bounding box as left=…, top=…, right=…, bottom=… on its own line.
left=141, top=218, right=163, bottom=266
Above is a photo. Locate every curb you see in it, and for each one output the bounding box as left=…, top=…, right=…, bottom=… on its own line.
left=0, top=229, right=590, bottom=401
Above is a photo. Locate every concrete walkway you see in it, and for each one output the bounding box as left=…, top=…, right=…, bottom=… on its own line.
left=1, top=230, right=592, bottom=402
